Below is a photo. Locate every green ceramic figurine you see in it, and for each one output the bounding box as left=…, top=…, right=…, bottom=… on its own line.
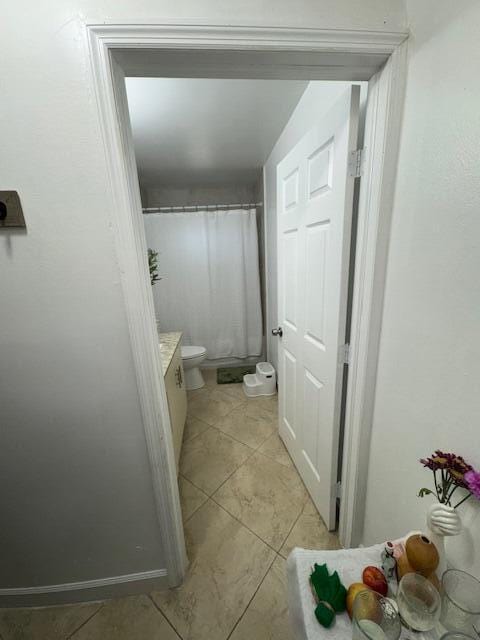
left=309, top=563, right=347, bottom=628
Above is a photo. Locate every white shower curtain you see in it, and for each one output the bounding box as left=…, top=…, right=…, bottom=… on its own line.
left=144, top=209, right=263, bottom=360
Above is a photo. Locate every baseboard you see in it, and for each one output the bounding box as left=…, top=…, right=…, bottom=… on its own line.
left=0, top=569, right=168, bottom=608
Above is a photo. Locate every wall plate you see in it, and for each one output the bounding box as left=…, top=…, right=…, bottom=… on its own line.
left=0, top=191, right=26, bottom=228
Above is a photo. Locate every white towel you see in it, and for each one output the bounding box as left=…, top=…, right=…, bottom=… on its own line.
left=286, top=541, right=445, bottom=640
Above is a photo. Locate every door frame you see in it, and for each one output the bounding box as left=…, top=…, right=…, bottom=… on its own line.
left=86, top=23, right=408, bottom=583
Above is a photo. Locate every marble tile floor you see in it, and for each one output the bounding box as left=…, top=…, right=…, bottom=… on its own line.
left=0, top=369, right=340, bottom=640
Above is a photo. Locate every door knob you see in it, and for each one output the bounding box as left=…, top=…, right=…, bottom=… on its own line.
left=271, top=327, right=283, bottom=337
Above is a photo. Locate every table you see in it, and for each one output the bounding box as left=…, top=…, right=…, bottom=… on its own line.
left=286, top=544, right=444, bottom=640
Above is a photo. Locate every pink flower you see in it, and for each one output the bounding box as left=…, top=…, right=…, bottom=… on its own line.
left=465, top=470, right=480, bottom=500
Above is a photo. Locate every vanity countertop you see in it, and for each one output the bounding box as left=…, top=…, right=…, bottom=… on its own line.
left=158, top=331, right=182, bottom=376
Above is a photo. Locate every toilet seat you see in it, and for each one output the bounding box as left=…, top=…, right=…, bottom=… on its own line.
left=181, top=345, right=207, bottom=360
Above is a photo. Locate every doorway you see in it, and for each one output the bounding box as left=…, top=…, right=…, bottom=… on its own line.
left=87, top=24, right=408, bottom=589
left=124, top=74, right=366, bottom=534
left=126, top=77, right=307, bottom=370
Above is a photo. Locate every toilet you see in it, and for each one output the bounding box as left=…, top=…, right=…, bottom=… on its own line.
left=181, top=346, right=207, bottom=390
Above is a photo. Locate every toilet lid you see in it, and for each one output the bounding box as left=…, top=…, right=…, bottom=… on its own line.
left=181, top=345, right=207, bottom=360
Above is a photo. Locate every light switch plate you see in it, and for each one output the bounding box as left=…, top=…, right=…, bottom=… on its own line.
left=0, top=191, right=26, bottom=228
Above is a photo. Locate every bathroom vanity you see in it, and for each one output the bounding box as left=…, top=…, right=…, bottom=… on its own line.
left=158, top=331, right=187, bottom=471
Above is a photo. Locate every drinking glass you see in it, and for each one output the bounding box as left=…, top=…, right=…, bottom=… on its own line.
left=352, top=589, right=401, bottom=640
left=440, top=633, right=477, bottom=640
left=440, top=569, right=480, bottom=632
left=397, top=573, right=441, bottom=631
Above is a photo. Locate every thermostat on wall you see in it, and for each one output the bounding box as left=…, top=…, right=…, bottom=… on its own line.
left=0, top=191, right=26, bottom=228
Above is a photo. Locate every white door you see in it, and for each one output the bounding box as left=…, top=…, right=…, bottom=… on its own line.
left=276, top=86, right=360, bottom=530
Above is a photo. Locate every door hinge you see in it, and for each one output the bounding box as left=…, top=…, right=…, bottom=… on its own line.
left=342, top=343, right=350, bottom=365
left=336, top=481, right=342, bottom=500
left=348, top=148, right=365, bottom=178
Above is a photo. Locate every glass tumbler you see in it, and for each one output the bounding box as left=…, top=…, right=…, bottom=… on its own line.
left=440, top=633, right=477, bottom=640
left=440, top=569, right=480, bottom=632
left=397, top=573, right=441, bottom=631
left=352, top=589, right=401, bottom=640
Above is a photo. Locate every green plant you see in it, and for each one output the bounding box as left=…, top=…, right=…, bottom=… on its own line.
left=148, top=249, right=161, bottom=286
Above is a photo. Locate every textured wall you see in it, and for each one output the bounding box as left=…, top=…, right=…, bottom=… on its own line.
left=363, top=0, right=480, bottom=578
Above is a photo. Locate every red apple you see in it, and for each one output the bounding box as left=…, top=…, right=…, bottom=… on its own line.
left=362, top=566, right=388, bottom=596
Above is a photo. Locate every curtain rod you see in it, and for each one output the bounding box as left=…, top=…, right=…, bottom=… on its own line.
left=142, top=202, right=262, bottom=214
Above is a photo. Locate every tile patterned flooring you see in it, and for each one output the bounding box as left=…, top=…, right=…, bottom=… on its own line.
left=0, top=369, right=340, bottom=639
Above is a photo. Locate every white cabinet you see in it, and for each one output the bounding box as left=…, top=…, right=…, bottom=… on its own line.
left=163, top=343, right=187, bottom=471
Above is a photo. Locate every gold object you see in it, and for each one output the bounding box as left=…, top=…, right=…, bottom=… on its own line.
left=405, top=534, right=439, bottom=577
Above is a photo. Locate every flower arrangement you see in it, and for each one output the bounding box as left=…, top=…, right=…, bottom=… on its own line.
left=419, top=450, right=480, bottom=509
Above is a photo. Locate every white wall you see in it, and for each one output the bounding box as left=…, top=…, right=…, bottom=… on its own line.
left=264, top=82, right=366, bottom=367
left=144, top=184, right=256, bottom=208
left=126, top=78, right=307, bottom=190
left=362, top=0, right=480, bottom=577
left=0, top=10, right=166, bottom=590
left=0, top=0, right=405, bottom=593
left=254, top=174, right=267, bottom=338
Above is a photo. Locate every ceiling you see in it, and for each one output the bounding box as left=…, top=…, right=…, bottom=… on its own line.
left=125, top=78, right=308, bottom=188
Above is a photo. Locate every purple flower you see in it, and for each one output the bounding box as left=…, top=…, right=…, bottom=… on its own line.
left=419, top=451, right=475, bottom=506
left=420, top=453, right=448, bottom=471
left=465, top=470, right=480, bottom=500
left=420, top=451, right=472, bottom=477
left=450, top=456, right=473, bottom=487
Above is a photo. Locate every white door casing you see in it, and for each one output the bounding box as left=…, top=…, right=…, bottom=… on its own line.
left=0, top=25, right=407, bottom=607
left=72, top=24, right=408, bottom=608
left=277, top=86, right=360, bottom=530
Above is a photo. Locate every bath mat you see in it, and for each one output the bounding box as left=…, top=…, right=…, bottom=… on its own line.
left=217, top=365, right=256, bottom=385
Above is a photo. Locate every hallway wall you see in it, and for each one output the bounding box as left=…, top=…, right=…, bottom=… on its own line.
left=363, top=0, right=480, bottom=578
left=0, top=0, right=406, bottom=594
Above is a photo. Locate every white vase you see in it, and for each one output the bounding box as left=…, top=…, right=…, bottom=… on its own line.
left=425, top=502, right=462, bottom=576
